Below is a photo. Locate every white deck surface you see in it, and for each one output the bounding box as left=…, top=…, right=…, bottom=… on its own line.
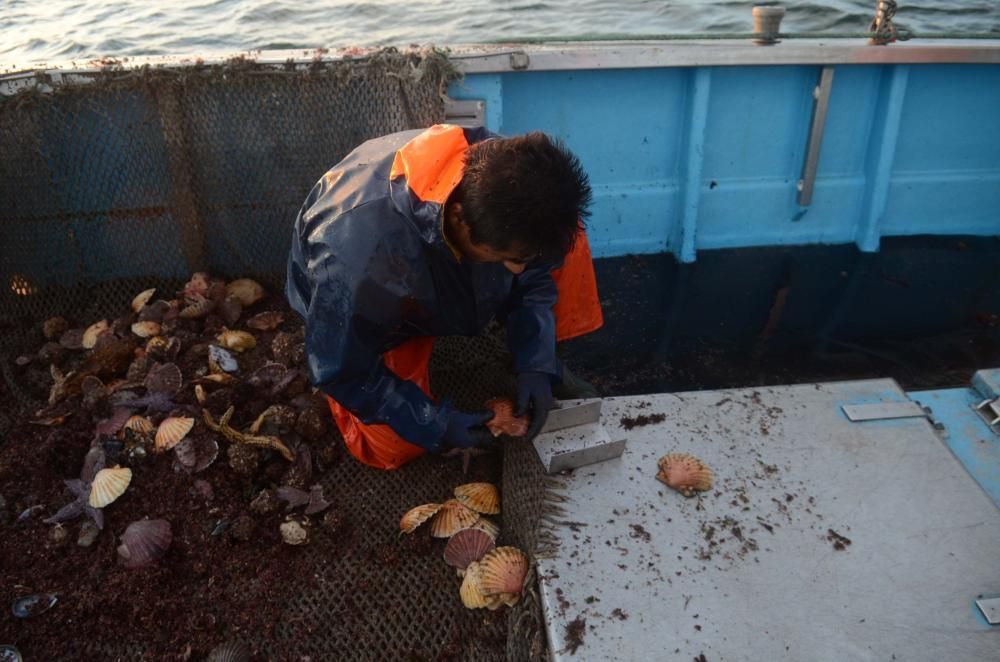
left=538, top=379, right=1000, bottom=661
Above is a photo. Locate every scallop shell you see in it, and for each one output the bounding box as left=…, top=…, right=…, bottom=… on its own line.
left=144, top=362, right=183, bottom=394
left=130, top=321, right=161, bottom=338
left=226, top=278, right=265, bottom=307
left=155, top=416, right=194, bottom=452
left=454, top=482, right=500, bottom=515
left=460, top=561, right=489, bottom=609
left=206, top=641, right=251, bottom=662
left=59, top=328, right=85, bottom=350
left=656, top=452, right=714, bottom=497
left=179, top=294, right=214, bottom=319
left=117, top=519, right=172, bottom=568
left=145, top=335, right=180, bottom=361
left=174, top=436, right=219, bottom=473
left=430, top=499, right=480, bottom=539
left=477, top=546, right=528, bottom=598
left=399, top=503, right=442, bottom=534
left=182, top=272, right=210, bottom=299
left=131, top=288, right=156, bottom=312
left=469, top=517, right=500, bottom=540
left=219, top=295, right=243, bottom=326
left=246, top=311, right=285, bottom=331
left=88, top=466, right=133, bottom=508
left=216, top=330, right=256, bottom=353
left=444, top=528, right=496, bottom=570
left=82, top=320, right=109, bottom=349
left=138, top=299, right=171, bottom=323
left=42, top=316, right=69, bottom=340
left=208, top=344, right=240, bottom=373
left=123, top=415, right=154, bottom=436
left=485, top=398, right=529, bottom=438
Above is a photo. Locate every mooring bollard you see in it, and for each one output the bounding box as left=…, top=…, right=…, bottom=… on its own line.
left=752, top=4, right=786, bottom=45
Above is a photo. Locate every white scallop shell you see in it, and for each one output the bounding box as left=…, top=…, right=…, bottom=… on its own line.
left=82, top=320, right=109, bottom=349
left=88, top=466, right=133, bottom=508
left=131, top=288, right=156, bottom=313
left=130, top=321, right=161, bottom=338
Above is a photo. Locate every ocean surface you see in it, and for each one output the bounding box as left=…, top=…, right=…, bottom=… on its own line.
left=2, top=0, right=998, bottom=68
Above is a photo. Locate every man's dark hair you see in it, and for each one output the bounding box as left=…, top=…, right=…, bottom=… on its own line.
left=453, top=132, right=592, bottom=262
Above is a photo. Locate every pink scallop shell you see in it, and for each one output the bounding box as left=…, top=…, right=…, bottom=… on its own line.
left=117, top=519, right=172, bottom=568
left=444, top=528, right=496, bottom=570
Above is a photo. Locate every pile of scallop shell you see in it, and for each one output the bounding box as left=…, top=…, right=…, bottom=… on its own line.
left=656, top=452, right=714, bottom=497
left=15, top=271, right=334, bottom=564
left=400, top=483, right=529, bottom=610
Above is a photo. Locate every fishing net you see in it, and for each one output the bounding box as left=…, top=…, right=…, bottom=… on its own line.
left=0, top=50, right=556, bottom=660
left=0, top=49, right=455, bottom=412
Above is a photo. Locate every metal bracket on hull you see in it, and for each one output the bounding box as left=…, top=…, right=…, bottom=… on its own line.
left=797, top=66, right=835, bottom=206
left=972, top=397, right=1000, bottom=435
left=443, top=97, right=486, bottom=128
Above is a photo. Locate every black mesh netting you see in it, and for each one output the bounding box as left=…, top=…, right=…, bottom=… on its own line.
left=1, top=52, right=555, bottom=660
left=0, top=49, right=456, bottom=410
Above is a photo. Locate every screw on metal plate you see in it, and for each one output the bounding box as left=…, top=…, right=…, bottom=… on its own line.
left=509, top=52, right=530, bottom=70
left=972, top=397, right=1000, bottom=435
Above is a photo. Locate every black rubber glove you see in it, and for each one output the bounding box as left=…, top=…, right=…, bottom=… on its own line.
left=515, top=371, right=554, bottom=440
left=443, top=409, right=495, bottom=449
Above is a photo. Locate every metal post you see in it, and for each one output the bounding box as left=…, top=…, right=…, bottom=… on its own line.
left=797, top=66, right=836, bottom=206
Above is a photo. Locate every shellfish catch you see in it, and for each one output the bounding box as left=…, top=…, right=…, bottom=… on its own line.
left=656, top=452, right=714, bottom=497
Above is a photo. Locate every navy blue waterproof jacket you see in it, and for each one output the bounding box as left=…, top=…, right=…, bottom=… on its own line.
left=286, top=125, right=560, bottom=452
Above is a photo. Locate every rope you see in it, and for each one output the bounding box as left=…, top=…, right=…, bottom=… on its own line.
left=870, top=0, right=899, bottom=45
left=486, top=31, right=1000, bottom=45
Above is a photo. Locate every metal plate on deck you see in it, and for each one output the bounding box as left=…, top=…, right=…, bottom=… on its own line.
left=537, top=379, right=1000, bottom=662
left=540, top=400, right=603, bottom=434
left=534, top=421, right=626, bottom=474
left=842, top=401, right=925, bottom=421
left=976, top=597, right=1000, bottom=625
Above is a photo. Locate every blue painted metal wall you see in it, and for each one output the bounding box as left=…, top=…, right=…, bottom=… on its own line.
left=449, top=63, right=1000, bottom=262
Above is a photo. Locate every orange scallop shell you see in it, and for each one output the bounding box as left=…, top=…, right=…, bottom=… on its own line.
left=216, top=330, right=256, bottom=352
left=430, top=499, right=480, bottom=538
left=399, top=503, right=443, bottom=534
left=656, top=452, right=714, bottom=497
left=179, top=295, right=214, bottom=319
left=454, top=482, right=500, bottom=515
left=485, top=398, right=529, bottom=438
left=246, top=311, right=285, bottom=331
left=226, top=278, right=265, bottom=306
left=477, top=546, right=528, bottom=598
left=155, top=416, right=194, bottom=452
left=444, top=528, right=496, bottom=570
left=88, top=466, right=133, bottom=508
left=460, top=561, right=489, bottom=609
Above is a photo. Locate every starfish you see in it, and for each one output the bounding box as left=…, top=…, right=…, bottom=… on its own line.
left=44, top=447, right=107, bottom=529
left=202, top=406, right=295, bottom=461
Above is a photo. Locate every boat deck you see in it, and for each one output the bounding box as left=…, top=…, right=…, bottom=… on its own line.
left=537, top=376, right=1000, bottom=661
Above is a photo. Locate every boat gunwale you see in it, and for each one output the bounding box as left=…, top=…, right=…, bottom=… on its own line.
left=3, top=39, right=1000, bottom=94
